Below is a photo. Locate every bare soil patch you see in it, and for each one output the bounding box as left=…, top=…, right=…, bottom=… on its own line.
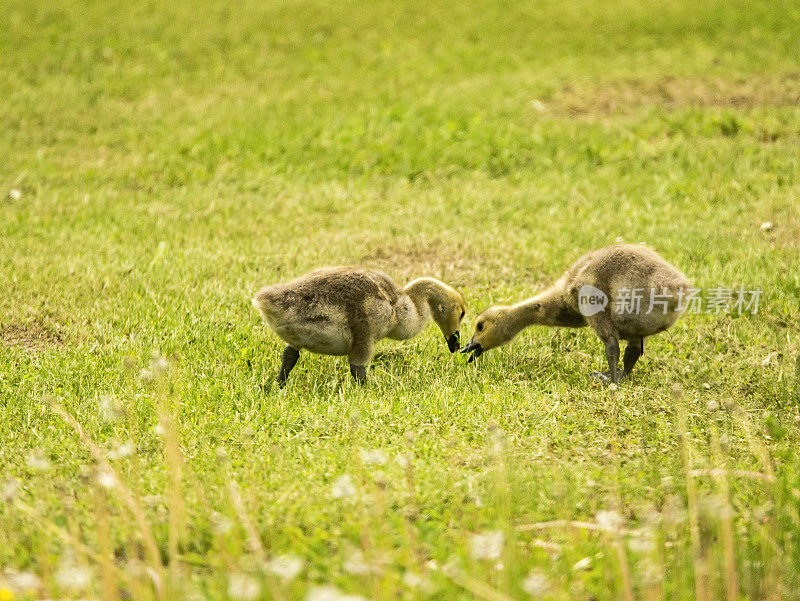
left=360, top=240, right=534, bottom=288
left=1, top=322, right=64, bottom=351
left=549, top=73, right=800, bottom=116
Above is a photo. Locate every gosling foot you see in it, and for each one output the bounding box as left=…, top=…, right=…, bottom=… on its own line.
left=349, top=364, right=367, bottom=384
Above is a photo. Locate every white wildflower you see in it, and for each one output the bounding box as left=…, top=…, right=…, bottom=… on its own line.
left=55, top=561, right=92, bottom=591
left=98, top=394, right=123, bottom=422
left=151, top=356, right=169, bottom=375
left=97, top=467, right=116, bottom=490
left=596, top=510, right=623, bottom=532
left=359, top=449, right=387, bottom=466
left=331, top=475, right=356, bottom=499
left=9, top=189, right=22, bottom=200
left=628, top=532, right=655, bottom=554
left=469, top=530, right=504, bottom=561
left=107, top=441, right=135, bottom=460
left=307, top=586, right=344, bottom=601
left=228, top=572, right=260, bottom=601
left=26, top=449, right=51, bottom=471
left=760, top=221, right=774, bottom=231
left=267, top=554, right=304, bottom=582
left=1, top=479, right=19, bottom=502
left=395, top=453, right=411, bottom=469
left=530, top=99, right=546, bottom=112
left=140, top=353, right=169, bottom=383
left=6, top=569, right=41, bottom=593
left=343, top=549, right=371, bottom=575
left=402, top=571, right=423, bottom=588
left=306, top=585, right=369, bottom=601
left=211, top=511, right=234, bottom=535
left=521, top=568, right=550, bottom=596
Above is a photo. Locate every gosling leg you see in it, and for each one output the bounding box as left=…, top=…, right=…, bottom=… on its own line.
left=603, top=338, right=621, bottom=383
left=622, top=337, right=644, bottom=377
left=277, top=345, right=300, bottom=387
left=348, top=336, right=374, bottom=385
left=349, top=364, right=367, bottom=383
left=586, top=315, right=621, bottom=384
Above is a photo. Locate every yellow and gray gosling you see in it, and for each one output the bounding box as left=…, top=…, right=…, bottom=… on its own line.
left=253, top=267, right=466, bottom=385
left=461, top=244, right=691, bottom=383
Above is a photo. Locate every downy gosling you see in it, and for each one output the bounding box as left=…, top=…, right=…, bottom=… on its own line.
left=253, top=267, right=466, bottom=385
left=461, top=244, right=691, bottom=383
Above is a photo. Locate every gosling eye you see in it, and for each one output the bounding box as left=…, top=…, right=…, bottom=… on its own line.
left=460, top=309, right=465, bottom=319
left=476, top=322, right=484, bottom=332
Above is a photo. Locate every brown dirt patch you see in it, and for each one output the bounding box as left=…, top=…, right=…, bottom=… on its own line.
left=548, top=73, right=800, bottom=116
left=1, top=322, right=64, bottom=351
left=361, top=240, right=474, bottom=282
left=360, top=240, right=531, bottom=287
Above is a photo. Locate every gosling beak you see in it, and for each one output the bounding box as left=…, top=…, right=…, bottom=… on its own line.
left=459, top=338, right=483, bottom=363
left=446, top=331, right=460, bottom=353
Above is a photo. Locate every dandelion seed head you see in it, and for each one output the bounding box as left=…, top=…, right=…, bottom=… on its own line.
left=97, top=467, right=116, bottom=490
left=530, top=99, right=546, bottom=112
left=395, top=452, right=411, bottom=469
left=403, top=572, right=431, bottom=590
left=210, top=511, right=234, bottom=535
left=521, top=568, right=550, bottom=596
left=1, top=479, right=19, bottom=502
left=306, top=585, right=369, bottom=601
left=596, top=510, right=623, bottom=531
left=26, top=449, right=51, bottom=472
left=227, top=572, right=260, bottom=601
left=267, top=554, right=304, bottom=582
left=343, top=549, right=371, bottom=575
left=98, top=394, right=124, bottom=422
left=628, top=532, right=655, bottom=554
left=359, top=449, right=387, bottom=466
left=55, top=561, right=92, bottom=591
left=5, top=569, right=40, bottom=593
left=8, top=189, right=22, bottom=201
left=469, top=530, right=504, bottom=561
left=107, top=440, right=135, bottom=460
left=331, top=475, right=356, bottom=499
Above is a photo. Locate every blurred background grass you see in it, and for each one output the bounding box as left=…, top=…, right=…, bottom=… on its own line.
left=2, top=1, right=800, bottom=600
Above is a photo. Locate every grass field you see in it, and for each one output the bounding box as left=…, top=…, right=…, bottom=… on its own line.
left=2, top=1, right=800, bottom=599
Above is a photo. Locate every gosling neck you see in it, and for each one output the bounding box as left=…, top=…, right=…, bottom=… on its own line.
left=505, top=283, right=583, bottom=336
left=398, top=277, right=447, bottom=339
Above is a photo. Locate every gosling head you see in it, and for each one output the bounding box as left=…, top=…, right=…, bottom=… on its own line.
left=430, top=286, right=467, bottom=353
left=460, top=305, right=517, bottom=362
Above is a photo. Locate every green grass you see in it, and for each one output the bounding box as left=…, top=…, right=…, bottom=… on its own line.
left=2, top=1, right=800, bottom=599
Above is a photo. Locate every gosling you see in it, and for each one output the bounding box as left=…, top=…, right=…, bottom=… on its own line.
left=460, top=244, right=691, bottom=383
left=252, top=267, right=466, bottom=385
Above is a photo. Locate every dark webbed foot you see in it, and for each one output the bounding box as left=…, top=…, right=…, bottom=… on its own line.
left=349, top=364, right=367, bottom=384
left=277, top=346, right=300, bottom=387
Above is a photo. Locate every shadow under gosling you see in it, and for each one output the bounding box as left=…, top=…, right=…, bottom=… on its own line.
left=253, top=267, right=466, bottom=385
left=461, top=244, right=691, bottom=383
